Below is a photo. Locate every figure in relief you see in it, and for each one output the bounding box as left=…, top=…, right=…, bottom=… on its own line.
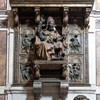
left=69, top=35, right=81, bottom=53
left=20, top=65, right=31, bottom=81
left=21, top=20, right=36, bottom=53
left=69, top=63, right=81, bottom=81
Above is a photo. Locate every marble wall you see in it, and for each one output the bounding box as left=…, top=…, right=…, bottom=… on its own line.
left=0, top=31, right=6, bottom=85
left=97, top=95, right=100, bottom=100
left=0, top=0, right=6, bottom=10
left=96, top=0, right=100, bottom=10
left=0, top=95, right=4, bottom=100
left=95, top=19, right=100, bottom=29
left=96, top=31, right=100, bottom=86
left=12, top=94, right=34, bottom=100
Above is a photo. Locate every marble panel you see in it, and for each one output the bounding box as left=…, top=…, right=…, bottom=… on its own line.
left=0, top=31, right=6, bottom=85
left=0, top=95, right=4, bottom=100
left=26, top=94, right=34, bottom=100
left=12, top=94, right=34, bottom=100
left=0, top=0, right=6, bottom=10
left=97, top=95, right=100, bottom=100
left=96, top=31, right=100, bottom=85
left=95, top=19, right=100, bottom=29
left=96, top=0, right=100, bottom=10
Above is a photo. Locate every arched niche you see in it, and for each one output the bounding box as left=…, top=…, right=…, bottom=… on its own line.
left=73, top=95, right=89, bottom=100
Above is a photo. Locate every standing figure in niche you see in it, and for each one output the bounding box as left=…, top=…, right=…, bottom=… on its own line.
left=35, top=16, right=66, bottom=60
left=69, top=35, right=81, bottom=53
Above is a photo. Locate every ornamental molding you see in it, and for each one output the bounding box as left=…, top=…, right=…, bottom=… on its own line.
left=9, top=0, right=94, bottom=7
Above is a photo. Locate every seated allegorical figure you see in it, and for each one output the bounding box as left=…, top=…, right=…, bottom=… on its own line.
left=35, top=16, right=67, bottom=60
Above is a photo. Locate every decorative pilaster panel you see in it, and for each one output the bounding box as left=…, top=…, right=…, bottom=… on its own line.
left=67, top=25, right=84, bottom=83
left=96, top=31, right=100, bottom=85
left=0, top=0, right=6, bottom=10
left=14, top=30, right=19, bottom=83
left=0, top=31, right=7, bottom=85
left=84, top=32, right=89, bottom=83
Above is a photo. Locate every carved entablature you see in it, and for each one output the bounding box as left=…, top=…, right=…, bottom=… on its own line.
left=9, top=0, right=94, bottom=7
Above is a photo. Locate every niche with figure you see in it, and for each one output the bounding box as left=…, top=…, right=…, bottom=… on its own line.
left=13, top=7, right=89, bottom=84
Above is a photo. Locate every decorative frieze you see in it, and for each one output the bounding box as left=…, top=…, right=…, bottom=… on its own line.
left=10, top=0, right=93, bottom=5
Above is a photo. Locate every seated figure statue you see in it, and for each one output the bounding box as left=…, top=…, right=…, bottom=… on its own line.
left=35, top=16, right=66, bottom=60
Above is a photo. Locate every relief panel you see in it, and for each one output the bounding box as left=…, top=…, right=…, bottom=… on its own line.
left=68, top=34, right=83, bottom=54
left=68, top=55, right=83, bottom=83
left=13, top=7, right=89, bottom=84
left=19, top=27, right=35, bottom=54
left=67, top=25, right=83, bottom=54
